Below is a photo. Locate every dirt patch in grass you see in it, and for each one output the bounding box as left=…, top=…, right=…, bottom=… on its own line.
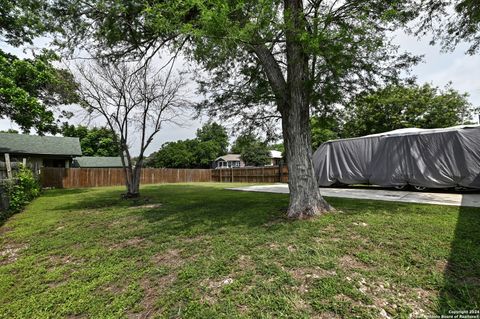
left=339, top=255, right=369, bottom=270
left=109, top=216, right=142, bottom=228
left=266, top=242, right=280, bottom=250
left=98, top=281, right=127, bottom=295
left=181, top=235, right=209, bottom=244
left=352, top=276, right=435, bottom=318
left=237, top=255, right=255, bottom=269
left=109, top=237, right=149, bottom=250
left=0, top=243, right=28, bottom=265
left=128, top=203, right=162, bottom=210
left=290, top=267, right=337, bottom=281
left=48, top=254, right=84, bottom=267
left=311, top=311, right=343, bottom=319
left=151, top=249, right=185, bottom=268
left=128, top=272, right=177, bottom=319
left=289, top=267, right=337, bottom=293
left=435, top=259, right=448, bottom=273
left=0, top=226, right=12, bottom=236
left=200, top=276, right=235, bottom=305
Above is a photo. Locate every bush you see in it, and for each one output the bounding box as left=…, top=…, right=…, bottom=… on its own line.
left=0, top=166, right=41, bottom=222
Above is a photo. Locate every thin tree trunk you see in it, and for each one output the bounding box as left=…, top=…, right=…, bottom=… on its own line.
left=282, top=0, right=333, bottom=218
left=130, top=161, right=142, bottom=197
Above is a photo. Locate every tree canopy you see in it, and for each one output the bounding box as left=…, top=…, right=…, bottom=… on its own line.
left=145, top=122, right=228, bottom=168
left=0, top=50, right=78, bottom=134
left=0, top=0, right=78, bottom=134
left=310, top=115, right=342, bottom=150
left=196, top=122, right=229, bottom=156
left=60, top=123, right=120, bottom=157
left=145, top=140, right=198, bottom=169
left=0, top=0, right=49, bottom=46
left=420, top=0, right=480, bottom=54
left=342, top=83, right=475, bottom=138
left=231, top=133, right=270, bottom=166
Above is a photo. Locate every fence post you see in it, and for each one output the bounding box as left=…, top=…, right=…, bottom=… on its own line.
left=4, top=153, right=12, bottom=179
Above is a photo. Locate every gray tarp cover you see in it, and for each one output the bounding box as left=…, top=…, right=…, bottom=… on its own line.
left=312, top=125, right=480, bottom=189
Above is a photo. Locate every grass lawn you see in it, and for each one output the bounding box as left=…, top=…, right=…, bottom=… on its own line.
left=0, top=183, right=479, bottom=318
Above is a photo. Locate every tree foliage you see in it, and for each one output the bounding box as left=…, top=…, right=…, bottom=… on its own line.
left=52, top=0, right=419, bottom=114
left=310, top=115, right=342, bottom=150
left=231, top=133, right=270, bottom=166
left=60, top=123, right=120, bottom=157
left=419, top=0, right=480, bottom=54
left=0, top=0, right=79, bottom=134
left=0, top=50, right=78, bottom=134
left=0, top=0, right=49, bottom=46
left=145, top=122, right=228, bottom=168
left=196, top=122, right=229, bottom=155
left=146, top=140, right=198, bottom=169
left=342, top=83, right=475, bottom=138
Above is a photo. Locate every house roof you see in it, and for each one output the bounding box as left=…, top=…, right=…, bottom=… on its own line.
left=73, top=156, right=123, bottom=168
left=269, top=150, right=283, bottom=158
left=215, top=154, right=242, bottom=162
left=0, top=133, right=82, bottom=156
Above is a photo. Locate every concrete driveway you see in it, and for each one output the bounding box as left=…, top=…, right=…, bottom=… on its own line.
left=226, top=184, right=480, bottom=208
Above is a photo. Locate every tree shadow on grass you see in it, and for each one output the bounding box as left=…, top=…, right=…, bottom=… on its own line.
left=438, top=201, right=480, bottom=313
left=48, top=184, right=293, bottom=237
left=40, top=188, right=92, bottom=197
left=1, top=188, right=94, bottom=228
left=46, top=184, right=441, bottom=240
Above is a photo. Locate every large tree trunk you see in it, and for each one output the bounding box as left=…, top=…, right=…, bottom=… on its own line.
left=282, top=0, right=333, bottom=218
left=282, top=99, right=333, bottom=218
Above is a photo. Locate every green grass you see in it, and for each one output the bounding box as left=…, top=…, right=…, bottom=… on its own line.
left=0, top=183, right=478, bottom=318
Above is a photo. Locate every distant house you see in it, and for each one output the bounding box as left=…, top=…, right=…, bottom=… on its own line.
left=73, top=156, right=123, bottom=168
left=267, top=150, right=283, bottom=166
left=213, top=150, right=284, bottom=168
left=213, top=154, right=245, bottom=169
left=0, top=133, right=82, bottom=178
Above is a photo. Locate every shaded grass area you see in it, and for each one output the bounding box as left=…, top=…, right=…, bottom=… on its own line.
left=0, top=183, right=478, bottom=318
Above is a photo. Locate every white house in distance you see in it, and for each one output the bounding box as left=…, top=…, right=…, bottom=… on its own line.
left=213, top=150, right=283, bottom=169
left=214, top=154, right=244, bottom=168
left=267, top=150, right=283, bottom=166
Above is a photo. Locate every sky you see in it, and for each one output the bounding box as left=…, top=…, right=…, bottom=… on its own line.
left=1, top=29, right=479, bottom=155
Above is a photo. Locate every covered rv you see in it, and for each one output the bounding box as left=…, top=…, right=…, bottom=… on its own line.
left=312, top=125, right=480, bottom=189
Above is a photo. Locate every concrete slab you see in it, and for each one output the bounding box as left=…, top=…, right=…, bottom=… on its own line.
left=226, top=184, right=480, bottom=208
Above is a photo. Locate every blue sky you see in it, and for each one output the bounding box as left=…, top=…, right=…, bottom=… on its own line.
left=1, top=30, right=479, bottom=155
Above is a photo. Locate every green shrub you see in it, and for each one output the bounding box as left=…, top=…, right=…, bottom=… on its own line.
left=0, top=166, right=41, bottom=221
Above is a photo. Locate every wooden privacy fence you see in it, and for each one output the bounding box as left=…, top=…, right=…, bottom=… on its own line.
left=40, top=166, right=289, bottom=188
left=211, top=166, right=288, bottom=183
left=40, top=168, right=212, bottom=188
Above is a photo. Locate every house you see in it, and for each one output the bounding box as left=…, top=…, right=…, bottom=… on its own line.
left=73, top=156, right=123, bottom=168
left=267, top=150, right=283, bottom=166
left=213, top=154, right=245, bottom=168
left=213, top=150, right=284, bottom=168
left=0, top=133, right=82, bottom=178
